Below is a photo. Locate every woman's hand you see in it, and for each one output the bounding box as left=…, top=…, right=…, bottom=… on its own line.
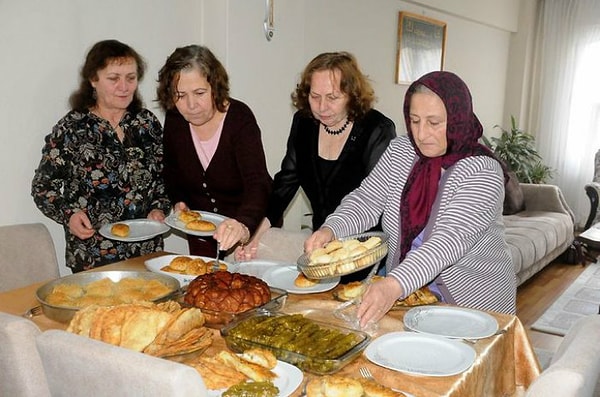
left=173, top=201, right=188, bottom=212
left=68, top=211, right=95, bottom=240
left=147, top=209, right=165, bottom=222
left=213, top=219, right=250, bottom=251
left=304, top=227, right=334, bottom=253
left=234, top=218, right=270, bottom=261
left=234, top=239, right=259, bottom=262
left=356, top=277, right=403, bottom=328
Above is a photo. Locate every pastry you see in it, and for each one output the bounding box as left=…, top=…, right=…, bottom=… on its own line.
left=184, top=271, right=271, bottom=314
left=186, top=219, right=216, bottom=231
left=111, top=223, right=130, bottom=237
left=178, top=210, right=201, bottom=223
left=306, top=375, right=363, bottom=397
left=294, top=273, right=319, bottom=288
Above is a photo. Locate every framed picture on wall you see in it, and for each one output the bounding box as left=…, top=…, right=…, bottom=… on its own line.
left=396, top=12, right=447, bottom=84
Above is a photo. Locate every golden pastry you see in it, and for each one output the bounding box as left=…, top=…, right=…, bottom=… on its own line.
left=111, top=223, right=130, bottom=237
left=178, top=210, right=201, bottom=223
left=294, top=273, right=319, bottom=288
left=186, top=219, right=216, bottom=231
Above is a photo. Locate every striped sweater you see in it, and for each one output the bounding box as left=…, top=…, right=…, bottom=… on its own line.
left=325, top=135, right=516, bottom=314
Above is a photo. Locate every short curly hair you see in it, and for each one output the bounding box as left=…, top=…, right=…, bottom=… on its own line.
left=291, top=51, right=375, bottom=121
left=156, top=45, right=230, bottom=113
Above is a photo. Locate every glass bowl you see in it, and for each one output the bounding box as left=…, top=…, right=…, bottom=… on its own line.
left=296, top=232, right=389, bottom=279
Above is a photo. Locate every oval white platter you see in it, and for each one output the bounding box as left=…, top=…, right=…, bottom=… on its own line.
left=262, top=265, right=340, bottom=294
left=206, top=360, right=303, bottom=397
left=99, top=219, right=170, bottom=242
left=164, top=210, right=227, bottom=237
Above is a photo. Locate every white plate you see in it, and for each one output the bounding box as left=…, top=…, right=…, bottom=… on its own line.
left=99, top=219, right=170, bottom=242
left=206, top=360, right=303, bottom=397
left=403, top=305, right=499, bottom=339
left=144, top=254, right=236, bottom=287
left=365, top=331, right=476, bottom=377
left=235, top=260, right=291, bottom=278
left=262, top=265, right=340, bottom=294
left=164, top=210, right=227, bottom=237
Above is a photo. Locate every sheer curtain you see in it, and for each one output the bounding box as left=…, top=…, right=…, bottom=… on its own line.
left=528, top=0, right=600, bottom=229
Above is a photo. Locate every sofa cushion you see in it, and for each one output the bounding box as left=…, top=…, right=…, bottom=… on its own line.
left=504, top=210, right=573, bottom=285
left=503, top=172, right=526, bottom=215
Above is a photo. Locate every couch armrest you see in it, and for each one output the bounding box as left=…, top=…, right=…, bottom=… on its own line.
left=520, top=183, right=575, bottom=224
left=584, top=182, right=600, bottom=229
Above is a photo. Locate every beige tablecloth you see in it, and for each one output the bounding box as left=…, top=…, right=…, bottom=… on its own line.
left=0, top=253, right=540, bottom=397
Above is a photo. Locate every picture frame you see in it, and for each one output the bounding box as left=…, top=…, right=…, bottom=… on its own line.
left=396, top=12, right=447, bottom=84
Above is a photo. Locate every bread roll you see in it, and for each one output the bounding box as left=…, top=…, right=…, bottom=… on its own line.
left=111, top=223, right=130, bottom=237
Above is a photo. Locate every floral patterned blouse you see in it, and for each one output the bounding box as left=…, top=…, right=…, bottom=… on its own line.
left=31, top=108, right=172, bottom=273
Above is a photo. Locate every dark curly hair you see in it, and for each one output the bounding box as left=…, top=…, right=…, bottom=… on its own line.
left=69, top=39, right=146, bottom=112
left=156, top=45, right=230, bottom=113
left=291, top=51, right=375, bottom=121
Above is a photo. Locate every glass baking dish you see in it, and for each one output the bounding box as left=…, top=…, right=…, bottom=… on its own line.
left=183, top=287, right=288, bottom=329
left=221, top=310, right=370, bottom=374
left=296, top=232, right=389, bottom=279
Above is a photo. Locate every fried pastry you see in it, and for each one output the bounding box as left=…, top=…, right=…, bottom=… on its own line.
left=306, top=375, right=363, bottom=397
left=216, top=351, right=277, bottom=382
left=186, top=219, right=216, bottom=231
left=294, top=273, right=319, bottom=288
left=178, top=210, right=201, bottom=223
left=190, top=356, right=247, bottom=390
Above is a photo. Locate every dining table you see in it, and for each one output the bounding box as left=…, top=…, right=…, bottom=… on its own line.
left=0, top=251, right=541, bottom=397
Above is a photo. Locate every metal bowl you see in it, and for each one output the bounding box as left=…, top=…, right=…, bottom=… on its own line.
left=36, top=270, right=180, bottom=323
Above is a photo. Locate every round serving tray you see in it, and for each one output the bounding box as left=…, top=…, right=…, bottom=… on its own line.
left=296, top=232, right=389, bottom=279
left=36, top=270, right=180, bottom=323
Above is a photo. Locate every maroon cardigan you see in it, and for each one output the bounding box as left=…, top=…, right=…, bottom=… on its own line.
left=162, top=99, right=272, bottom=236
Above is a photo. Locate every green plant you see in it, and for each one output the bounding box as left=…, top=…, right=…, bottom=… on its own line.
left=481, top=115, right=554, bottom=184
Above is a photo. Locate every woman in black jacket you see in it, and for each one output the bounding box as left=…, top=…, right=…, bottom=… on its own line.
left=236, top=51, right=396, bottom=276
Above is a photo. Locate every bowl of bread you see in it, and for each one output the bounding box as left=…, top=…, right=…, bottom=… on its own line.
left=36, top=271, right=180, bottom=323
left=297, top=232, right=388, bottom=279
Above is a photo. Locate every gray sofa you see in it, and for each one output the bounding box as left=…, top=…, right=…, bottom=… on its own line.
left=504, top=183, right=575, bottom=286
left=247, top=183, right=575, bottom=287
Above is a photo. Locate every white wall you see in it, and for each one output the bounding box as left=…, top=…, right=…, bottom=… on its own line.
left=0, top=0, right=521, bottom=275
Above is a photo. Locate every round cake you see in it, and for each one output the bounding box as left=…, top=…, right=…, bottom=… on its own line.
left=184, top=271, right=271, bottom=313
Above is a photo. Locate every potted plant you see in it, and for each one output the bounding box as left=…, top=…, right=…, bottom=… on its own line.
left=481, top=115, right=554, bottom=183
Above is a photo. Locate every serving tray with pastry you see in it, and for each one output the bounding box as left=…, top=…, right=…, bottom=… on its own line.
left=164, top=209, right=226, bottom=237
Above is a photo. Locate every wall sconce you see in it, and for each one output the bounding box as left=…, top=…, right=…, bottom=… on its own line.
left=264, top=0, right=274, bottom=41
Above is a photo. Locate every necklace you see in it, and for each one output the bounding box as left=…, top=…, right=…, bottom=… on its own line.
left=322, top=118, right=350, bottom=135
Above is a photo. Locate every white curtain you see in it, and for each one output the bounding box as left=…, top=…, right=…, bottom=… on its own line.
left=528, top=0, right=600, bottom=229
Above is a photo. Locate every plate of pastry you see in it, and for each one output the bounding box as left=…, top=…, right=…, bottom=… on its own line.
left=262, top=265, right=340, bottom=294
left=164, top=209, right=227, bottom=237
left=144, top=254, right=236, bottom=287
left=99, top=219, right=170, bottom=242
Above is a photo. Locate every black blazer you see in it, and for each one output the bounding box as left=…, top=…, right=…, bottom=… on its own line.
left=266, top=109, right=396, bottom=229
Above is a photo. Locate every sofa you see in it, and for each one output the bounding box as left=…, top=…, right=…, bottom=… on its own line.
left=247, top=183, right=575, bottom=288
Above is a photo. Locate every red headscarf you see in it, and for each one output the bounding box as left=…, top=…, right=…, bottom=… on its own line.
left=398, top=71, right=503, bottom=262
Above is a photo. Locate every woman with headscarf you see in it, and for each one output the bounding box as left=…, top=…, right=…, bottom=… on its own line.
left=305, top=71, right=515, bottom=327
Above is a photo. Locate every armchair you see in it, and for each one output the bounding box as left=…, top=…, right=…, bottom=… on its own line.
left=583, top=150, right=600, bottom=230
